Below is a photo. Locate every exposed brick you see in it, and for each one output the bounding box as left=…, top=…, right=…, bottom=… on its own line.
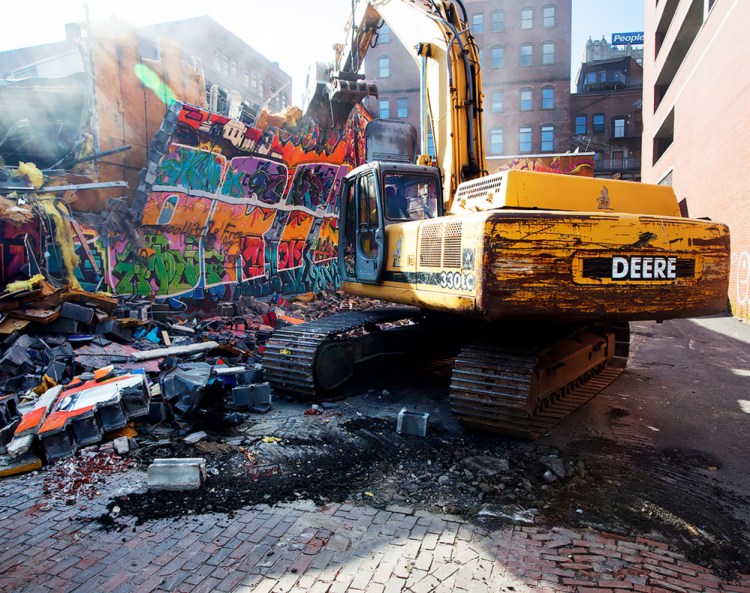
left=635, top=537, right=669, bottom=550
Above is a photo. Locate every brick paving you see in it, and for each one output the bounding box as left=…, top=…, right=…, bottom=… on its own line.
left=1, top=469, right=749, bottom=593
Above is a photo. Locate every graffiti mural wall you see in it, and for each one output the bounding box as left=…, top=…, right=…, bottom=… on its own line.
left=488, top=154, right=595, bottom=177
left=105, top=102, right=368, bottom=306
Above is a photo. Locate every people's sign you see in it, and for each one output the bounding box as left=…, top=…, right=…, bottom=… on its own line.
left=612, top=32, right=644, bottom=45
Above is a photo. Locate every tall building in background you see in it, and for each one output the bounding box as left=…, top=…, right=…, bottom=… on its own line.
left=570, top=56, right=643, bottom=180
left=363, top=0, right=572, bottom=159
left=642, top=0, right=748, bottom=320
left=140, top=16, right=292, bottom=118
left=583, top=36, right=643, bottom=65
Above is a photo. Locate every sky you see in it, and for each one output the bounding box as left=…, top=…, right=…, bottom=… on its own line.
left=1, top=0, right=644, bottom=104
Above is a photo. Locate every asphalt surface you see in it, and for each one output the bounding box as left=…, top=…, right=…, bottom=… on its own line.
left=547, top=315, right=750, bottom=498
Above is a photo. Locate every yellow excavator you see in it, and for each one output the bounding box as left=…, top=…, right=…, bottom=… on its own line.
left=264, top=0, right=730, bottom=437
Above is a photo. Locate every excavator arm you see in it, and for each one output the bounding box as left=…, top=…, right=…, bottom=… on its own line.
left=302, top=0, right=486, bottom=209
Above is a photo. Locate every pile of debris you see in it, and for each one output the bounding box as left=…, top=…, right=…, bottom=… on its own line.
left=0, top=269, right=388, bottom=477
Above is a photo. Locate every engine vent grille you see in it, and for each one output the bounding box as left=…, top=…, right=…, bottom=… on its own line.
left=419, top=221, right=463, bottom=268
left=454, top=172, right=505, bottom=203
left=443, top=222, right=463, bottom=268
left=419, top=222, right=443, bottom=267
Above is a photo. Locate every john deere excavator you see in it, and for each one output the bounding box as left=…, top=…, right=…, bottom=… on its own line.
left=264, top=0, right=730, bottom=437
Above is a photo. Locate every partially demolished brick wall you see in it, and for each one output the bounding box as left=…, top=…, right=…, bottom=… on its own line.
left=1, top=20, right=370, bottom=305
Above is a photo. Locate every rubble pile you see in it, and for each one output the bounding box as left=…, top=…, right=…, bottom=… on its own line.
left=0, top=264, right=390, bottom=476
left=42, top=447, right=134, bottom=506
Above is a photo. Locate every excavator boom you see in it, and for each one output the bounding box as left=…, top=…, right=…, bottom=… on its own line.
left=302, top=0, right=485, bottom=208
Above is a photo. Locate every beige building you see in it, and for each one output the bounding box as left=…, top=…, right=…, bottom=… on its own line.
left=642, top=0, right=749, bottom=320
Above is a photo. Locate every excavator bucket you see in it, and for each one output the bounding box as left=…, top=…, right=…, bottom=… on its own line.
left=302, top=62, right=377, bottom=129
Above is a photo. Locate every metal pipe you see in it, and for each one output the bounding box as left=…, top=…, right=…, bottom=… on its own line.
left=420, top=54, right=429, bottom=156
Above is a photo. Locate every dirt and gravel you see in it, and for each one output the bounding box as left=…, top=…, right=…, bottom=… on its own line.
left=93, top=345, right=750, bottom=578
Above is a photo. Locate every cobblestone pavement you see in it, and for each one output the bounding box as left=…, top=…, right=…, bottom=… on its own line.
left=1, top=467, right=749, bottom=593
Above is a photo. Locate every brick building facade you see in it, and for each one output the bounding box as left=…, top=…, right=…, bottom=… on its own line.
left=139, top=16, right=292, bottom=118
left=642, top=0, right=748, bottom=320
left=363, top=0, right=572, bottom=158
left=570, top=57, right=643, bottom=180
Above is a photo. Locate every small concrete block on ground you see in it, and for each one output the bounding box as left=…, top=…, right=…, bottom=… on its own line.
left=148, top=457, right=207, bottom=490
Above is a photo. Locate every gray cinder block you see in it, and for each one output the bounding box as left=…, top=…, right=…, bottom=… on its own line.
left=148, top=458, right=207, bottom=491
left=232, top=382, right=271, bottom=407
left=60, top=302, right=95, bottom=324
left=397, top=408, right=430, bottom=437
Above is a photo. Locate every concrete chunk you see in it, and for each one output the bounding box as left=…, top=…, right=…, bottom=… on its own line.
left=60, top=302, right=96, bottom=323
left=7, top=434, right=34, bottom=457
left=113, top=436, right=129, bottom=455
left=148, top=458, right=206, bottom=491
left=232, top=382, right=271, bottom=407
left=183, top=431, right=207, bottom=445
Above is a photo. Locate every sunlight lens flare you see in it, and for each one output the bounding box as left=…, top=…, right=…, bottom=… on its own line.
left=134, top=63, right=177, bottom=104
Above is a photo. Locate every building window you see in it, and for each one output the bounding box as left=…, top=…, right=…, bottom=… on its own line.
left=252, top=73, right=258, bottom=91
left=600, top=71, right=607, bottom=82
left=612, top=150, right=624, bottom=167
left=472, top=13, right=484, bottom=33
left=491, top=128, right=504, bottom=154
left=243, top=69, right=250, bottom=88
left=521, top=44, right=533, bottom=66
left=379, top=56, right=390, bottom=77
left=586, top=71, right=596, bottom=84
left=542, top=42, right=555, bottom=65
left=397, top=98, right=408, bottom=118
left=541, top=125, right=554, bottom=151
left=230, top=60, right=238, bottom=78
left=521, top=8, right=533, bottom=29
left=427, top=129, right=435, bottom=156
left=222, top=54, right=230, bottom=74
left=519, top=127, right=532, bottom=152
left=543, top=5, right=556, bottom=27
left=259, top=78, right=265, bottom=97
left=541, top=87, right=554, bottom=109
left=491, top=10, right=505, bottom=32
left=214, top=49, right=222, bottom=70
left=593, top=113, right=605, bottom=133
left=491, top=91, right=504, bottom=113
left=520, top=88, right=533, bottom=111
left=614, top=117, right=626, bottom=138
left=491, top=46, right=504, bottom=68
left=379, top=24, right=391, bottom=44
left=379, top=99, right=390, bottom=118
left=575, top=115, right=586, bottom=134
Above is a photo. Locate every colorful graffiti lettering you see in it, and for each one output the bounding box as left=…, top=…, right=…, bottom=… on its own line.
left=109, top=233, right=201, bottom=296
left=157, top=145, right=227, bottom=193
left=240, top=236, right=265, bottom=280
left=490, top=154, right=595, bottom=177
left=229, top=158, right=288, bottom=205
left=286, top=163, right=342, bottom=211
left=0, top=222, right=40, bottom=285
left=72, top=224, right=107, bottom=292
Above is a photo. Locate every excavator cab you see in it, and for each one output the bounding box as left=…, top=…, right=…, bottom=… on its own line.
left=339, top=161, right=442, bottom=284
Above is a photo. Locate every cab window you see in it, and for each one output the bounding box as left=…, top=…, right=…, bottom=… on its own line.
left=383, top=173, right=439, bottom=222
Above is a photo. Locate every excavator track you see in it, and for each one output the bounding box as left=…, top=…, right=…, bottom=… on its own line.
left=449, top=324, right=630, bottom=439
left=264, top=307, right=419, bottom=398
